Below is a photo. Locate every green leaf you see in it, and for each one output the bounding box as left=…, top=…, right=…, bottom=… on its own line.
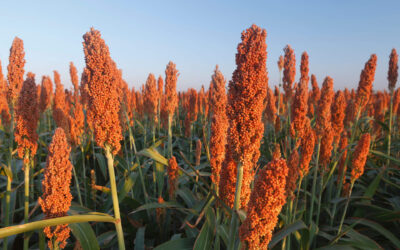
left=137, top=147, right=168, bottom=166
left=130, top=201, right=194, bottom=215
left=193, top=219, right=213, bottom=250
left=69, top=222, right=100, bottom=250
left=317, top=245, right=355, bottom=250
left=118, top=171, right=137, bottom=202
left=217, top=224, right=229, bottom=246
left=347, top=218, right=400, bottom=248
left=342, top=228, right=381, bottom=250
left=154, top=238, right=195, bottom=250
left=0, top=163, right=12, bottom=178
left=176, top=188, right=196, bottom=208
left=134, top=227, right=146, bottom=250
left=269, top=220, right=307, bottom=248
left=95, top=153, right=107, bottom=179
left=369, top=149, right=400, bottom=165
left=97, top=231, right=116, bottom=248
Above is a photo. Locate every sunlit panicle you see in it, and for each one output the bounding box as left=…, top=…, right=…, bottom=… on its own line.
left=209, top=66, right=228, bottom=186
left=355, top=54, right=377, bottom=115
left=220, top=24, right=268, bottom=209
left=7, top=37, right=26, bottom=105
left=239, top=146, right=288, bottom=249
left=15, top=73, right=39, bottom=159
left=351, top=133, right=371, bottom=183
left=331, top=90, right=346, bottom=145
left=83, top=28, right=122, bottom=155
left=167, top=156, right=179, bottom=199
left=38, top=128, right=73, bottom=249
left=388, top=48, right=398, bottom=92
left=283, top=45, right=296, bottom=102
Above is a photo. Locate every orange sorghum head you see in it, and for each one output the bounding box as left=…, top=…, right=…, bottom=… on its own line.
left=316, top=76, right=334, bottom=137
left=209, top=66, right=228, bottom=186
left=144, top=73, right=159, bottom=123
left=7, top=37, right=26, bottom=105
left=278, top=55, right=284, bottom=72
left=198, top=85, right=205, bottom=116
left=299, top=118, right=315, bottom=177
left=300, top=52, right=310, bottom=85
left=53, top=71, right=69, bottom=131
left=195, top=139, right=202, bottom=166
left=265, top=86, right=276, bottom=125
left=69, top=62, right=79, bottom=100
left=239, top=154, right=288, bottom=249
left=351, top=133, right=371, bottom=183
left=310, top=74, right=320, bottom=103
left=38, top=128, right=73, bottom=249
left=167, top=156, right=179, bottom=200
left=0, top=61, right=11, bottom=126
left=320, top=125, right=334, bottom=168
left=355, top=54, right=377, bottom=114
left=165, top=61, right=179, bottom=117
left=393, top=88, right=400, bottom=115
left=286, top=148, right=300, bottom=200
left=316, top=77, right=335, bottom=167
left=388, top=48, right=398, bottom=92
left=291, top=79, right=308, bottom=138
left=68, top=101, right=85, bottom=147
left=157, top=75, right=164, bottom=100
left=15, top=73, right=39, bottom=159
left=39, top=76, right=53, bottom=114
left=82, top=28, right=122, bottom=155
left=337, top=133, right=348, bottom=184
left=331, top=90, right=346, bottom=145
left=224, top=24, right=268, bottom=209
left=283, top=45, right=296, bottom=101
left=219, top=150, right=237, bottom=208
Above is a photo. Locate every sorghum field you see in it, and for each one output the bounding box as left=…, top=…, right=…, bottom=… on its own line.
left=0, top=24, right=399, bottom=250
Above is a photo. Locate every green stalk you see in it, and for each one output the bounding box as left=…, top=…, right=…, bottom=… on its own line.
left=308, top=138, right=321, bottom=226
left=0, top=213, right=115, bottom=238
left=105, top=146, right=126, bottom=250
left=315, top=171, right=324, bottom=229
left=337, top=181, right=354, bottom=236
left=23, top=154, right=31, bottom=250
left=228, top=162, right=243, bottom=250
left=168, top=114, right=173, bottom=157
left=81, top=146, right=88, bottom=206
left=4, top=175, right=11, bottom=250
left=72, top=162, right=83, bottom=206
left=292, top=176, right=303, bottom=222
left=331, top=108, right=360, bottom=223
left=4, top=104, right=15, bottom=250
left=386, top=93, right=394, bottom=167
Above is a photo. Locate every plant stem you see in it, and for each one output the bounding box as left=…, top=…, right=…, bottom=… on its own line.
left=308, top=139, right=321, bottom=226
left=337, top=182, right=354, bottom=236
left=72, top=162, right=83, bottom=206
left=81, top=146, right=88, bottom=206
left=105, top=146, right=126, bottom=250
left=228, top=162, right=243, bottom=250
left=4, top=175, right=11, bottom=250
left=168, top=114, right=173, bottom=158
left=24, top=154, right=30, bottom=250
left=386, top=93, right=393, bottom=168
left=4, top=104, right=15, bottom=250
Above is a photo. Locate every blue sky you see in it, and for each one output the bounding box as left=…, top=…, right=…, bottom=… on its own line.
left=0, top=0, right=399, bottom=91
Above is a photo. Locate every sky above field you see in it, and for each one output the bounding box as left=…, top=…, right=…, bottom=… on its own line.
left=0, top=0, right=399, bottom=91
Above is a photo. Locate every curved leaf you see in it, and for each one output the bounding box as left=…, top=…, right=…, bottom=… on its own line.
left=269, top=220, right=307, bottom=248
left=154, top=238, right=195, bottom=250
left=70, top=222, right=100, bottom=250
